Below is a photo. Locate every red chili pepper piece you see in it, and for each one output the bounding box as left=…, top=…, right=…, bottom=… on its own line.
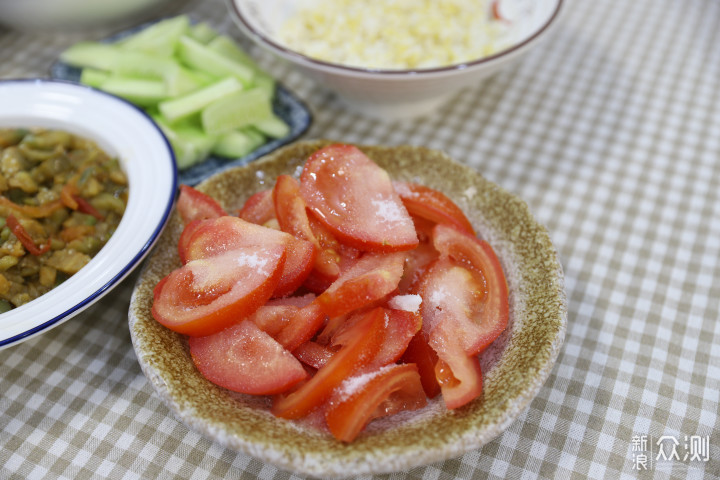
left=72, top=195, right=104, bottom=221
left=6, top=214, right=51, bottom=256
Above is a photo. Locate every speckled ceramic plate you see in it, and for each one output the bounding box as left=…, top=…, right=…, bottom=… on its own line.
left=128, top=141, right=567, bottom=477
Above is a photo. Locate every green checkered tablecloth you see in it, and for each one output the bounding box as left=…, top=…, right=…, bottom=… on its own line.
left=1, top=0, right=719, bottom=478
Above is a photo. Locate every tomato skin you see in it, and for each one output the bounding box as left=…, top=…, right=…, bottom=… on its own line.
left=274, top=174, right=345, bottom=281
left=237, top=189, right=275, bottom=225
left=176, top=185, right=227, bottom=224
left=274, top=303, right=326, bottom=352
left=401, top=331, right=441, bottom=399
left=189, top=320, right=307, bottom=395
left=152, top=245, right=286, bottom=336
left=299, top=144, right=418, bottom=253
left=293, top=341, right=334, bottom=370
left=431, top=224, right=509, bottom=355
left=177, top=219, right=205, bottom=264
left=183, top=216, right=316, bottom=298
left=316, top=252, right=405, bottom=318
left=430, top=320, right=483, bottom=410
left=393, top=181, right=476, bottom=236
left=325, top=363, right=427, bottom=442
left=271, top=307, right=386, bottom=419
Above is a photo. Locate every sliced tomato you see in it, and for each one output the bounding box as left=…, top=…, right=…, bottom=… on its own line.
left=316, top=251, right=405, bottom=318
left=431, top=223, right=509, bottom=354
left=176, top=184, right=227, bottom=224
left=430, top=320, right=483, bottom=410
left=293, top=341, right=334, bottom=370
left=273, top=174, right=343, bottom=280
left=401, top=331, right=441, bottom=399
left=183, top=216, right=315, bottom=298
left=248, top=293, right=316, bottom=337
left=393, top=181, right=475, bottom=236
left=274, top=303, right=326, bottom=352
left=398, top=240, right=438, bottom=294
left=177, top=219, right=205, bottom=264
left=299, top=144, right=418, bottom=252
left=189, top=320, right=307, bottom=395
left=271, top=307, right=386, bottom=419
left=238, top=189, right=275, bottom=225
left=325, top=363, right=427, bottom=442
left=371, top=309, right=421, bottom=367
left=418, top=259, right=493, bottom=355
left=152, top=245, right=286, bottom=336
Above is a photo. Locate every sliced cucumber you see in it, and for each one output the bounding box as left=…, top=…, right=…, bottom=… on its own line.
left=189, top=22, right=218, bottom=44
left=212, top=128, right=265, bottom=158
left=201, top=88, right=274, bottom=135
left=254, top=114, right=291, bottom=138
left=111, top=51, right=180, bottom=80
left=79, top=69, right=111, bottom=88
left=208, top=35, right=258, bottom=69
left=101, top=78, right=168, bottom=107
left=159, top=76, right=243, bottom=123
left=177, top=35, right=255, bottom=86
left=117, top=15, right=190, bottom=57
left=61, top=15, right=292, bottom=170
left=153, top=114, right=218, bottom=169
left=60, top=42, right=121, bottom=71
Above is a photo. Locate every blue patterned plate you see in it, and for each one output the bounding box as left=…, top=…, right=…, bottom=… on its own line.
left=50, top=20, right=312, bottom=186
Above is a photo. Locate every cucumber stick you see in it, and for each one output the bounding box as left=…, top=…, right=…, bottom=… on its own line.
left=212, top=128, right=265, bottom=158
left=178, top=35, right=255, bottom=86
left=254, top=115, right=291, bottom=138
left=159, top=77, right=243, bottom=122
left=202, top=88, right=273, bottom=135
left=118, top=15, right=190, bottom=57
left=101, top=78, right=167, bottom=106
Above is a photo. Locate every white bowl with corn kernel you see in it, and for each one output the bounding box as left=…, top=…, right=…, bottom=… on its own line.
left=229, top=0, right=563, bottom=119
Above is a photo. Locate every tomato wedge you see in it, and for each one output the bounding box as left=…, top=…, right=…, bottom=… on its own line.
left=299, top=144, right=418, bottom=252
left=401, top=331, right=441, bottom=399
left=176, top=185, right=227, bottom=224
left=430, top=320, right=483, bottom=410
left=152, top=245, right=286, bottom=336
left=393, top=181, right=476, bottom=236
left=325, top=363, right=427, bottom=442
left=293, top=341, right=334, bottom=370
left=189, top=320, right=307, bottom=395
left=183, top=216, right=315, bottom=298
left=316, top=252, right=405, bottom=318
left=271, top=307, right=386, bottom=419
left=274, top=174, right=345, bottom=280
left=238, top=189, right=275, bottom=225
left=431, top=224, right=509, bottom=354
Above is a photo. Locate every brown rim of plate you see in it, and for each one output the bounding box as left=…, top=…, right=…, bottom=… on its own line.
left=128, top=140, right=567, bottom=478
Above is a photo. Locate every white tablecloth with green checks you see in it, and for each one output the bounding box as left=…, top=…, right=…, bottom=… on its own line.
left=1, top=0, right=719, bottom=478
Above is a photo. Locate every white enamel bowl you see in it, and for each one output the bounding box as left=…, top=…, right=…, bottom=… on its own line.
left=0, top=79, right=176, bottom=350
left=229, top=0, right=563, bottom=119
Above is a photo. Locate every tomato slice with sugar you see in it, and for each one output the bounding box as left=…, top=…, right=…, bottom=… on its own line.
left=152, top=245, right=286, bottom=336
left=299, top=144, right=418, bottom=252
left=189, top=320, right=307, bottom=395
left=325, top=363, right=426, bottom=442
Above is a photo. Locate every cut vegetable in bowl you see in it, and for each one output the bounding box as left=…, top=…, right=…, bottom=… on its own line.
left=58, top=15, right=294, bottom=171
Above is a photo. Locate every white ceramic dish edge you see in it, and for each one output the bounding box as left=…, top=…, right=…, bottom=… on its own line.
left=0, top=79, right=177, bottom=350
